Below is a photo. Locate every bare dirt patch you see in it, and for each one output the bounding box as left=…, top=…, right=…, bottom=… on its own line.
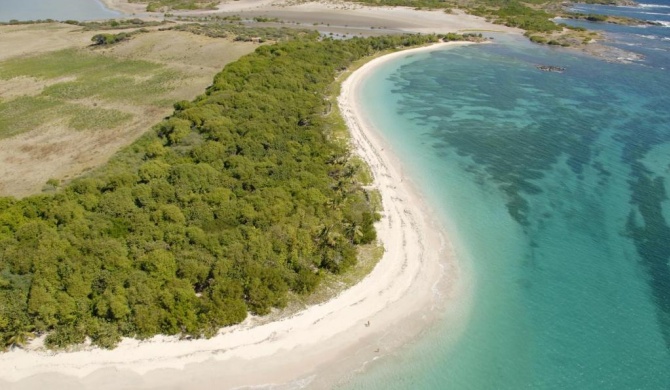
left=0, top=112, right=156, bottom=196
left=0, top=24, right=92, bottom=62
left=0, top=76, right=51, bottom=99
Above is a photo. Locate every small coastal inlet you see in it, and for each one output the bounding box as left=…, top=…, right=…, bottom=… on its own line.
left=342, top=29, right=670, bottom=390
left=0, top=0, right=121, bottom=22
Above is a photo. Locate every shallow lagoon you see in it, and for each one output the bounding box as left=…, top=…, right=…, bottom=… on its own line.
left=343, top=31, right=670, bottom=389
left=0, top=0, right=121, bottom=22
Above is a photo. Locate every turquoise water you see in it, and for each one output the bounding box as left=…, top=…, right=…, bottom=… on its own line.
left=0, top=0, right=121, bottom=22
left=342, top=27, right=670, bottom=390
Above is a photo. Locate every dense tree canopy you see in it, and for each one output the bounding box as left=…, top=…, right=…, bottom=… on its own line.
left=0, top=34, right=440, bottom=350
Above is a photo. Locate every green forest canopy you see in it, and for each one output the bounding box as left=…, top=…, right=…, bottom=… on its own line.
left=0, top=34, right=441, bottom=350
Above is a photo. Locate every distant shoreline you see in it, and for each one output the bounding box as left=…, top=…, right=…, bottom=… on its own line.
left=96, top=0, right=521, bottom=37
left=98, top=0, right=143, bottom=15
left=0, top=42, right=470, bottom=390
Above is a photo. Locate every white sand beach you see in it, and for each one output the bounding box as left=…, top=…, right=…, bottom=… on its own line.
left=0, top=42, right=471, bottom=390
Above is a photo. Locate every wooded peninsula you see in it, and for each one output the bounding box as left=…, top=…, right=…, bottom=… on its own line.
left=0, top=33, right=442, bottom=350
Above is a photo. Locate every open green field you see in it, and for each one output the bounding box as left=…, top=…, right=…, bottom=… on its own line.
left=0, top=48, right=181, bottom=139
left=0, top=97, right=133, bottom=138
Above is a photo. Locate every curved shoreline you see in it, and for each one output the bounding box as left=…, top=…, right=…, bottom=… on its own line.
left=0, top=43, right=469, bottom=390
left=98, top=0, right=144, bottom=15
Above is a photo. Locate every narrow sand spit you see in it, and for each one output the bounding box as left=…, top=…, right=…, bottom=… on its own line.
left=0, top=43, right=470, bottom=390
left=99, top=0, right=280, bottom=16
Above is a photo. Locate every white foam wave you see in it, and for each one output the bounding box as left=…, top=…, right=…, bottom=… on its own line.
left=653, top=20, right=670, bottom=26
left=639, top=3, right=670, bottom=9
left=636, top=34, right=659, bottom=39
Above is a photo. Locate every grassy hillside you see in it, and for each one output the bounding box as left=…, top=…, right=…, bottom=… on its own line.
left=0, top=24, right=257, bottom=198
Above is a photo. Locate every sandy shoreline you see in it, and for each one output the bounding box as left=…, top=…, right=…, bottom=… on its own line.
left=97, top=0, right=145, bottom=15
left=0, top=43, right=469, bottom=389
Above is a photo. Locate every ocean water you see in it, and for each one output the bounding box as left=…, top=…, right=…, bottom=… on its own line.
left=342, top=4, right=670, bottom=389
left=564, top=1, right=670, bottom=66
left=0, top=0, right=121, bottom=22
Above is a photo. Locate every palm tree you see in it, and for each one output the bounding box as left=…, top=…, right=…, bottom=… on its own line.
left=344, top=222, right=363, bottom=243
left=5, top=326, right=35, bottom=350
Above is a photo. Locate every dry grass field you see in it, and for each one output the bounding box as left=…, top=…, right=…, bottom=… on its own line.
left=0, top=23, right=256, bottom=198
